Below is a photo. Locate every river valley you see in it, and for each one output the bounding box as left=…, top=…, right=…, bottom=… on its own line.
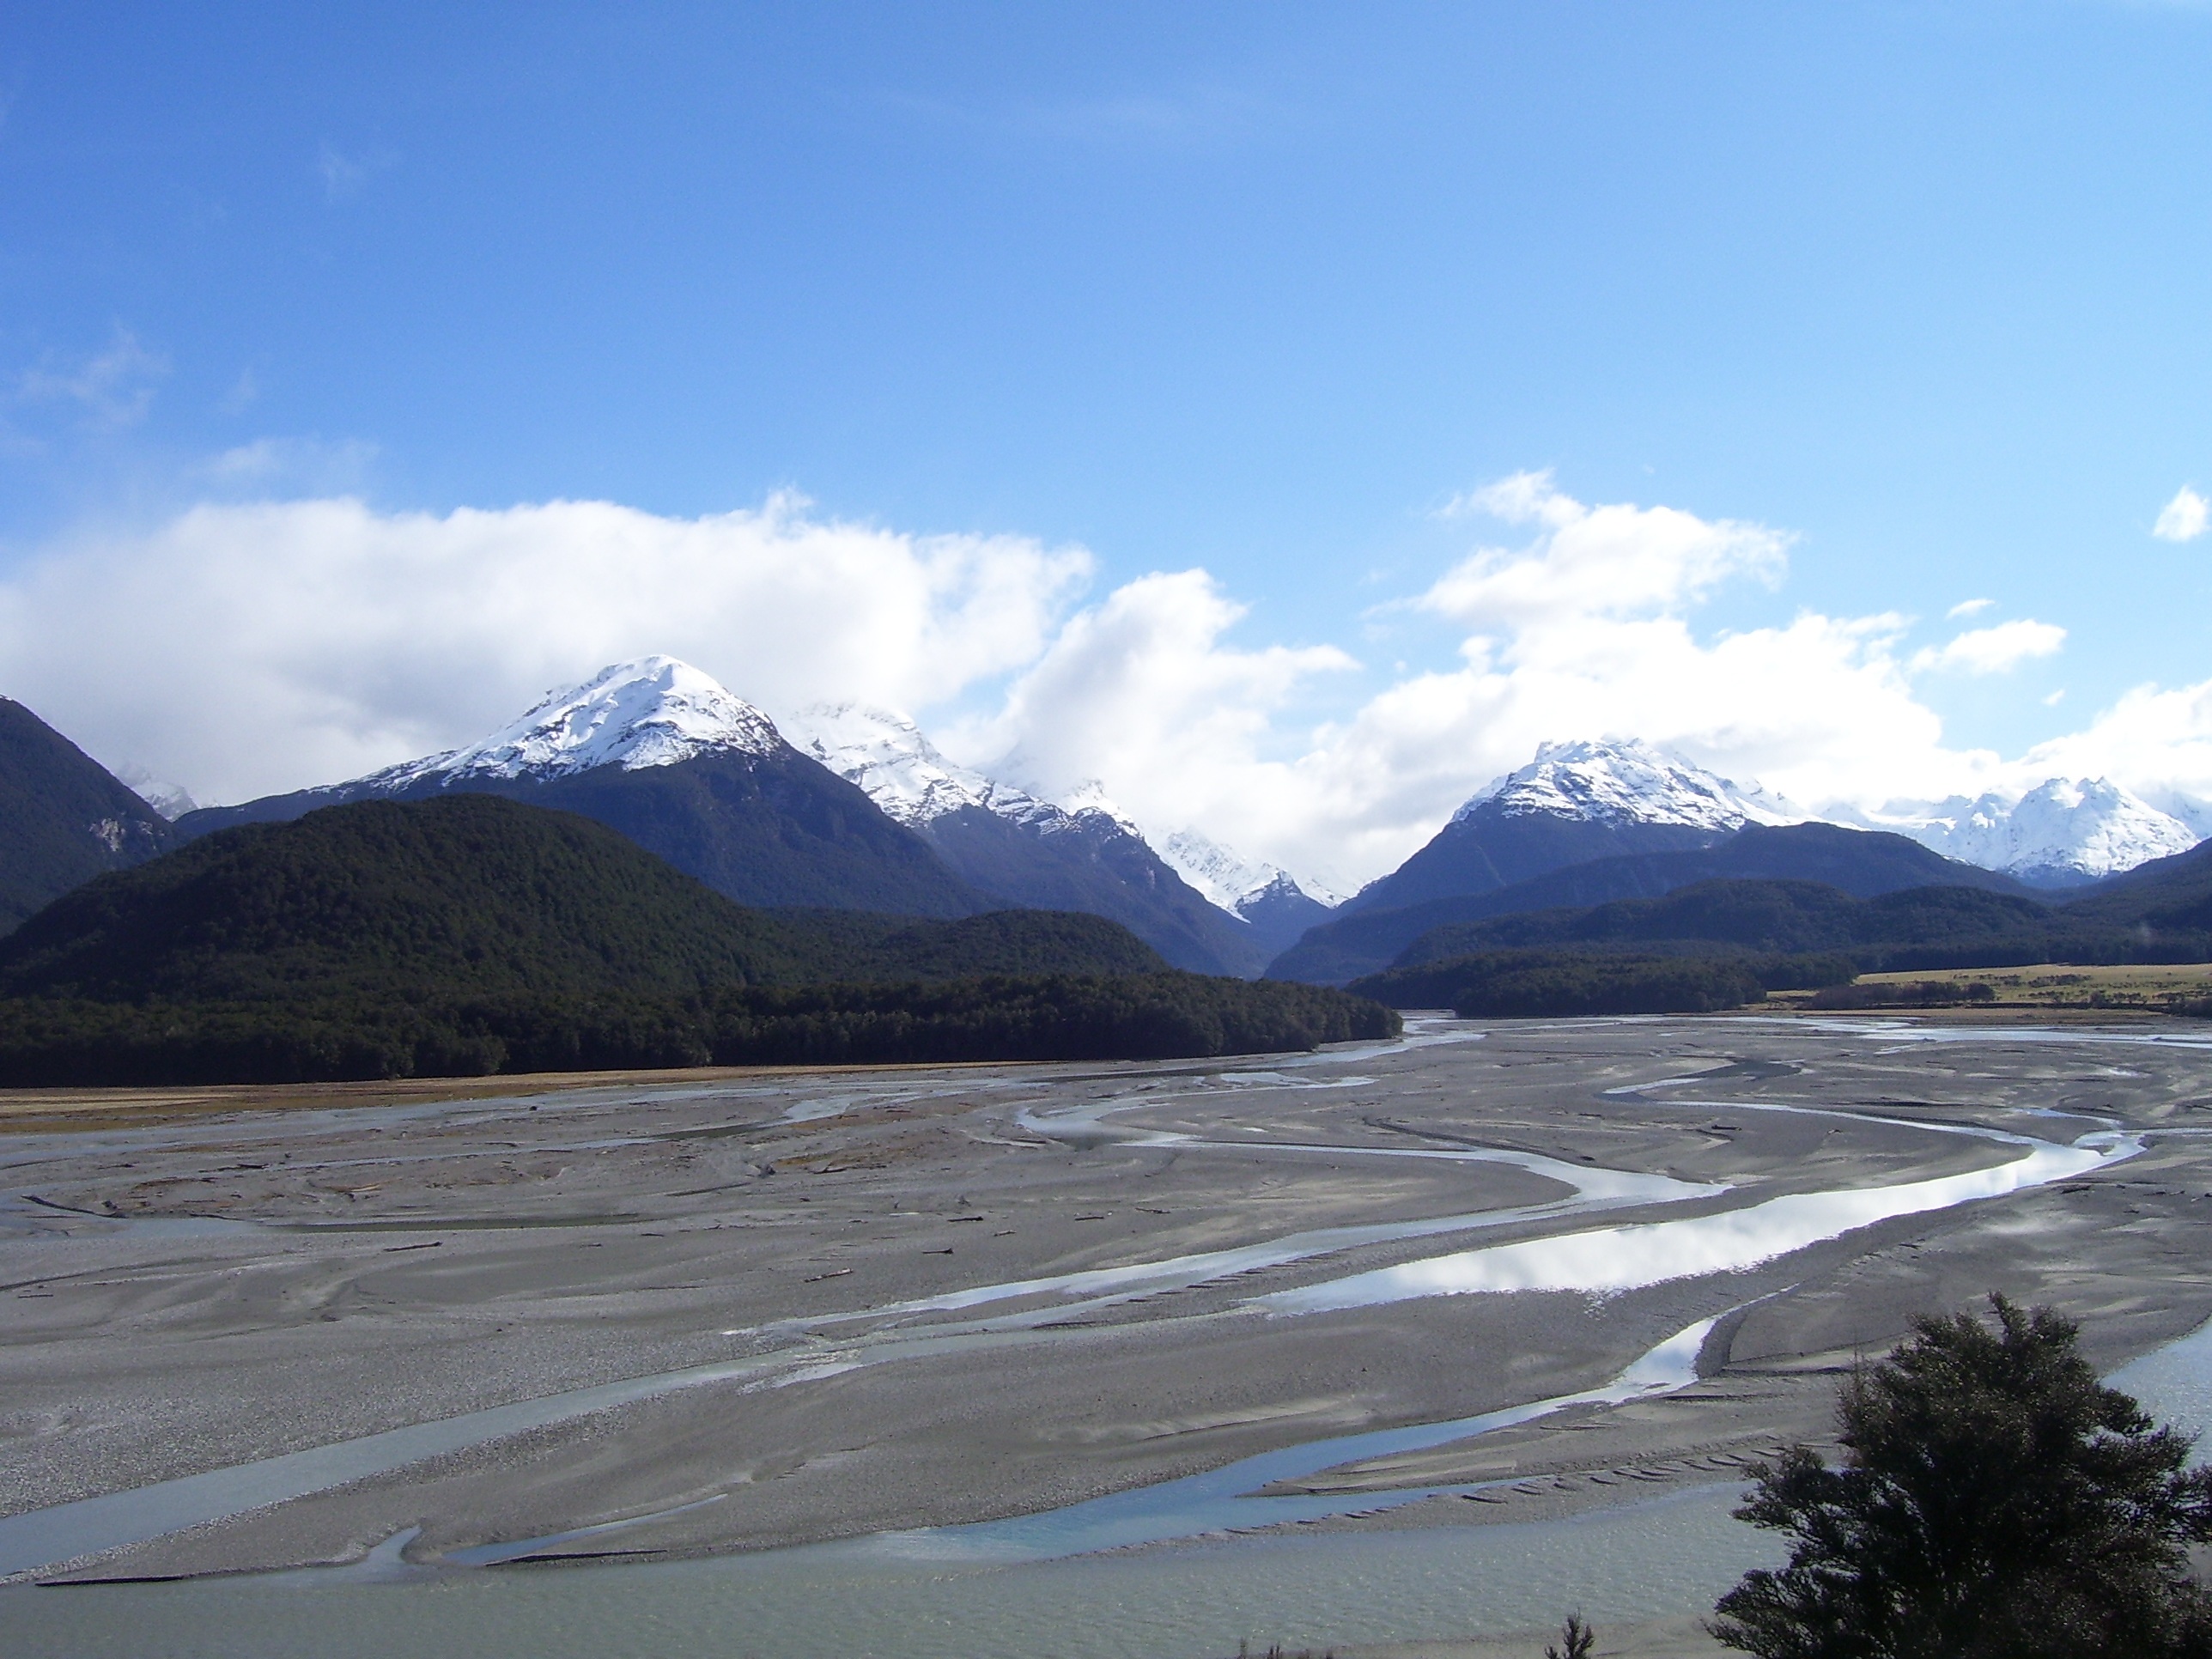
left=5, top=1012, right=2212, bottom=1656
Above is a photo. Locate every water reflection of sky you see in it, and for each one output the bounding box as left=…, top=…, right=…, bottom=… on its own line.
left=1261, top=1132, right=2127, bottom=1313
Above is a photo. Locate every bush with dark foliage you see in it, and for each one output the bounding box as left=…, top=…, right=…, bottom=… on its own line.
left=1805, top=979, right=1997, bottom=1010
left=1712, top=1295, right=2212, bottom=1658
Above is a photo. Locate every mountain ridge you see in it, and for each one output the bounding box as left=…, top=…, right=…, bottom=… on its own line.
left=784, top=702, right=1279, bottom=975
left=0, top=699, right=176, bottom=935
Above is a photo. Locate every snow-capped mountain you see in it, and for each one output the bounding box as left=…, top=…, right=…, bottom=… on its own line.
left=782, top=705, right=1009, bottom=819
left=1157, top=830, right=1344, bottom=959
left=1158, top=829, right=1343, bottom=915
left=1341, top=738, right=1804, bottom=919
left=1853, top=777, right=2200, bottom=887
left=1458, top=738, right=1803, bottom=833
left=370, top=657, right=781, bottom=790
left=781, top=707, right=1273, bottom=975
left=783, top=703, right=1059, bottom=830
left=177, top=659, right=978, bottom=917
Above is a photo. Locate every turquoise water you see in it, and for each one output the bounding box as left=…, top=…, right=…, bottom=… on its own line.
left=0, top=1485, right=1774, bottom=1659
left=8, top=1316, right=2208, bottom=1659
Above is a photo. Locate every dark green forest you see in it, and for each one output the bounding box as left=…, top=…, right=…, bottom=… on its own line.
left=0, top=796, right=1394, bottom=1085
left=0, top=971, right=1397, bottom=1086
left=1390, top=878, right=2212, bottom=972
left=1351, top=948, right=1853, bottom=1018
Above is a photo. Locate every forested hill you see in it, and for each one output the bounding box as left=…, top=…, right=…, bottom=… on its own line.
left=0, top=794, right=1164, bottom=1003
left=1269, top=823, right=2030, bottom=984
left=1346, top=873, right=2212, bottom=1015
left=2057, top=838, right=2212, bottom=933
left=0, top=794, right=1395, bottom=1085
left=1394, top=878, right=2064, bottom=965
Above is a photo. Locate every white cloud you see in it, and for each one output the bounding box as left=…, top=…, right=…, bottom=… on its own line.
left=939, top=571, right=1354, bottom=857
left=1947, top=597, right=1993, bottom=618
left=2014, top=678, right=2212, bottom=823
left=198, top=436, right=380, bottom=492
left=1415, top=470, right=1789, bottom=631
left=0, top=494, right=1088, bottom=805
left=1908, top=618, right=2067, bottom=677
left=959, top=477, right=1976, bottom=885
left=7, top=475, right=2209, bottom=891
left=14, top=327, right=170, bottom=429
left=2154, top=485, right=2209, bottom=543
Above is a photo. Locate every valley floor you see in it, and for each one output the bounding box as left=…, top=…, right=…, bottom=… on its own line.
left=3, top=1013, right=2212, bottom=1655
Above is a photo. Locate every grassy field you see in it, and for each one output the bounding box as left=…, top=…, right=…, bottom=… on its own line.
left=1771, top=962, right=2212, bottom=1012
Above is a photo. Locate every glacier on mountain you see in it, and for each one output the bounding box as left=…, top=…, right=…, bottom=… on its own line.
left=1850, top=777, right=2200, bottom=884
left=1455, top=738, right=1805, bottom=833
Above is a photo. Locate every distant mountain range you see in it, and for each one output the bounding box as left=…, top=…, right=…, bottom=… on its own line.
left=1, top=664, right=2204, bottom=990
left=157, top=661, right=1338, bottom=975
left=1268, top=741, right=2204, bottom=981
left=1348, top=843, right=2212, bottom=1012
left=1845, top=777, right=2199, bottom=887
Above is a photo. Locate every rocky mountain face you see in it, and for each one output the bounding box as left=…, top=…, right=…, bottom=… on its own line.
left=176, top=659, right=981, bottom=918
left=0, top=699, right=175, bottom=934
left=784, top=704, right=1277, bottom=975
left=1850, top=778, right=2200, bottom=888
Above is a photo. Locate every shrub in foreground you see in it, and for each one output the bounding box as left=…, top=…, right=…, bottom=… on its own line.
left=1713, top=1295, right=2212, bottom=1657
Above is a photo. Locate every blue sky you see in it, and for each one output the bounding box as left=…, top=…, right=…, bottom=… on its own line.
left=2, top=3, right=2208, bottom=879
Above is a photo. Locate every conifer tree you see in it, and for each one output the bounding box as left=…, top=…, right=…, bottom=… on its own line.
left=1713, top=1295, right=2212, bottom=1657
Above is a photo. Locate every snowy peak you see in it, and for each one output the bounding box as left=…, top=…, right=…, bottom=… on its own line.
left=385, top=657, right=781, bottom=787
left=783, top=703, right=1057, bottom=830
left=1861, top=777, right=2201, bottom=884
left=1158, top=829, right=1343, bottom=915
left=1456, top=738, right=1802, bottom=835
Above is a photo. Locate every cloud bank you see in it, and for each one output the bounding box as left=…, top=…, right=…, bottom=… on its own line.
left=0, top=494, right=1087, bottom=805
left=0, top=476, right=2201, bottom=888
